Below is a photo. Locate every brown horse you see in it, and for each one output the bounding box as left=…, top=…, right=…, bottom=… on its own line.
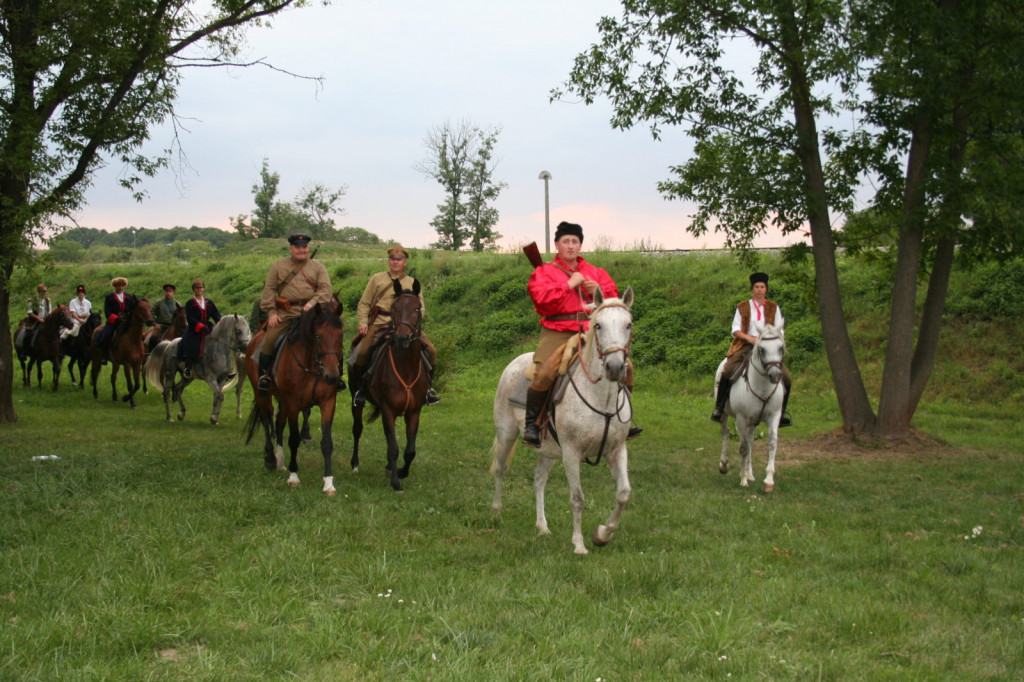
left=15, top=305, right=75, bottom=390
left=349, top=279, right=429, bottom=492
left=89, top=298, right=155, bottom=408
left=244, top=299, right=344, bottom=495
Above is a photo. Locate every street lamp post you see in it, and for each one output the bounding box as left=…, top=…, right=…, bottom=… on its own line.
left=538, top=170, right=552, bottom=254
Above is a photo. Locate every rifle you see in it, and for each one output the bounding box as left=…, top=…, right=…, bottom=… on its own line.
left=523, top=241, right=544, bottom=268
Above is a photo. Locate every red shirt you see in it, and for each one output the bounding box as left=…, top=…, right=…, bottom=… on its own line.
left=528, top=256, right=618, bottom=332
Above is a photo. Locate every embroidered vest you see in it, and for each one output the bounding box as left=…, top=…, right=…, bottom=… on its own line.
left=727, top=299, right=778, bottom=356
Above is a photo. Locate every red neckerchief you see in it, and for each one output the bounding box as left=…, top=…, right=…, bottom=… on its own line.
left=752, top=299, right=764, bottom=322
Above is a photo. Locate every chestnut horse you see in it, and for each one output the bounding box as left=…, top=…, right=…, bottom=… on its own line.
left=15, top=305, right=75, bottom=390
left=349, top=279, right=429, bottom=492
left=89, top=298, right=155, bottom=408
left=244, top=300, right=344, bottom=495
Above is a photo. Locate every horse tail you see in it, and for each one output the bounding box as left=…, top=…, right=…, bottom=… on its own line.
left=366, top=403, right=381, bottom=423
left=145, top=340, right=172, bottom=391
left=488, top=434, right=517, bottom=476
left=244, top=400, right=261, bottom=445
left=223, top=373, right=239, bottom=392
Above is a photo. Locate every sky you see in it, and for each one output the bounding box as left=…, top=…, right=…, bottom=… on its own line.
left=76, top=0, right=796, bottom=252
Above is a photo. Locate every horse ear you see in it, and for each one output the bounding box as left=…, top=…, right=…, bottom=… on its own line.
left=622, top=286, right=634, bottom=308
left=393, top=278, right=402, bottom=296
left=593, top=287, right=604, bottom=306
left=412, top=279, right=421, bottom=296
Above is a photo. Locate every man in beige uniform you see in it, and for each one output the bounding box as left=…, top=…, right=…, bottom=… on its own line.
left=350, top=244, right=439, bottom=406
left=256, top=233, right=334, bottom=393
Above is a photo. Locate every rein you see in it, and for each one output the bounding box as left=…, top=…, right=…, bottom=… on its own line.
left=741, top=334, right=783, bottom=425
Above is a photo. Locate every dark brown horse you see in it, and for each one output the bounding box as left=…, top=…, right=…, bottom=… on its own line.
left=89, top=298, right=155, bottom=408
left=349, top=279, right=429, bottom=492
left=61, top=311, right=101, bottom=388
left=244, top=299, right=344, bottom=495
left=15, top=305, right=75, bottom=390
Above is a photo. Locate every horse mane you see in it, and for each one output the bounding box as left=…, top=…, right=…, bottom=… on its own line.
left=288, top=304, right=342, bottom=347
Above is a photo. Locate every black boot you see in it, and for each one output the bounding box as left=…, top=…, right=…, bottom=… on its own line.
left=711, top=377, right=731, bottom=422
left=627, top=426, right=643, bottom=440
left=779, top=383, right=792, bottom=427
left=523, top=387, right=547, bottom=448
left=257, top=353, right=272, bottom=394
left=351, top=365, right=366, bottom=407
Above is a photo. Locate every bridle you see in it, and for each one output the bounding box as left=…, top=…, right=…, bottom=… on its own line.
left=578, top=302, right=632, bottom=385
left=741, top=333, right=784, bottom=424
left=390, top=293, right=423, bottom=339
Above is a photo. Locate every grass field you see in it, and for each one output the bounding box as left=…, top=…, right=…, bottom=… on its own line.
left=2, top=356, right=1022, bottom=681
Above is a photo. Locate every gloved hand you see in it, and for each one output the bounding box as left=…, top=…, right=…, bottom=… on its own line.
left=195, top=323, right=206, bottom=333
left=107, top=314, right=118, bottom=325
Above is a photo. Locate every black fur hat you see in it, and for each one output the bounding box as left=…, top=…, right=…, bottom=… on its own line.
left=554, top=221, right=584, bottom=242
left=749, top=272, right=769, bottom=286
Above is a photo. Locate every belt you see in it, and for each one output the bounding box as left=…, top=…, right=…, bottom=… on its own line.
left=544, top=313, right=585, bottom=322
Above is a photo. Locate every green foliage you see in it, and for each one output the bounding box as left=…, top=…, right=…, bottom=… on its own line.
left=947, top=258, right=1024, bottom=320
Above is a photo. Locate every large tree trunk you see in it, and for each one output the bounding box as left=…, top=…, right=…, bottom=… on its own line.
left=780, top=6, right=875, bottom=433
left=0, top=263, right=17, bottom=423
left=909, top=237, right=955, bottom=415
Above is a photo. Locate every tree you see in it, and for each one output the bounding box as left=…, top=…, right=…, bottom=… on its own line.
left=417, top=119, right=505, bottom=251
left=0, top=0, right=315, bottom=423
left=557, top=0, right=1024, bottom=438
left=464, top=127, right=506, bottom=251
left=297, top=181, right=347, bottom=240
left=251, top=157, right=283, bottom=238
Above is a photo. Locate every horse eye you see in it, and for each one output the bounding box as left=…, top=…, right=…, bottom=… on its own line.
left=594, top=323, right=601, bottom=330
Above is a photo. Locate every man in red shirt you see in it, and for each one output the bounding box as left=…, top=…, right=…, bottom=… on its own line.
left=523, top=221, right=641, bottom=448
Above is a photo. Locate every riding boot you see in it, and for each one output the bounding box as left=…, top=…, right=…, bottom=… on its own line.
left=779, top=383, right=792, bottom=427
left=711, top=377, right=731, bottom=422
left=257, top=353, right=273, bottom=394
left=351, top=365, right=366, bottom=407
left=522, top=387, right=548, bottom=449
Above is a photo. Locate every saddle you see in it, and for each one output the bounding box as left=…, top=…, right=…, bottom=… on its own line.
left=509, top=335, right=586, bottom=411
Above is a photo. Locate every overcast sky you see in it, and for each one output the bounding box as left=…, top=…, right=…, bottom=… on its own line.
left=76, top=0, right=795, bottom=252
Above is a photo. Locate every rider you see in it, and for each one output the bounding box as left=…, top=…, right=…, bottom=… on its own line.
left=711, top=272, right=792, bottom=427
left=26, top=284, right=52, bottom=328
left=256, top=233, right=333, bottom=394
left=177, top=280, right=222, bottom=379
left=153, top=284, right=178, bottom=328
left=523, top=221, right=641, bottom=448
left=94, top=277, right=137, bottom=363
left=62, top=284, right=92, bottom=340
left=350, top=244, right=440, bottom=407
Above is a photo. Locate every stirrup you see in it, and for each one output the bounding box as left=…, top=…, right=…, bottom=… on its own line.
left=257, top=374, right=271, bottom=393
left=710, top=406, right=724, bottom=423
left=352, top=390, right=365, bottom=408
left=425, top=388, right=440, bottom=406
left=522, top=424, right=541, bottom=449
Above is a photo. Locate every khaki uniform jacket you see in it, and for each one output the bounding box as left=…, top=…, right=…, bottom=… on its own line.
left=356, top=272, right=424, bottom=328
left=260, top=257, right=333, bottom=322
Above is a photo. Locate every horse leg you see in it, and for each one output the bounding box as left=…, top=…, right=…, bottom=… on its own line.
left=561, top=452, right=589, bottom=555
left=109, top=363, right=120, bottom=402
left=319, top=397, right=337, bottom=496
left=301, top=407, right=313, bottom=445
left=286, top=413, right=302, bottom=487
left=51, top=356, right=61, bottom=391
left=258, top=401, right=276, bottom=470
left=381, top=412, right=403, bottom=492
left=763, top=420, right=779, bottom=494
left=593, top=444, right=631, bottom=547
left=350, top=404, right=363, bottom=473
left=737, top=418, right=755, bottom=488
left=162, top=381, right=175, bottom=422
left=123, top=364, right=140, bottom=408
left=532, top=455, right=557, bottom=537
left=719, top=416, right=731, bottom=474
left=210, top=382, right=224, bottom=425
left=489, top=411, right=521, bottom=517
left=274, top=407, right=287, bottom=471
left=397, top=409, right=420, bottom=479
left=67, top=355, right=77, bottom=387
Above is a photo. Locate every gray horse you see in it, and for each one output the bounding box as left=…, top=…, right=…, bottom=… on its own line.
left=144, top=314, right=250, bottom=424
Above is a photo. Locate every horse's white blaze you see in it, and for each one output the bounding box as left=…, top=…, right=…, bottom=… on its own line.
left=716, top=324, right=785, bottom=493
left=492, top=289, right=635, bottom=554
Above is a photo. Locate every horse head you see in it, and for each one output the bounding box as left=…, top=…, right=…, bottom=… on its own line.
left=54, top=305, right=75, bottom=331
left=134, top=298, right=155, bottom=327
left=220, top=313, right=251, bottom=353
left=390, top=278, right=423, bottom=349
left=588, top=286, right=634, bottom=382
left=754, top=324, right=786, bottom=384
left=297, top=303, right=344, bottom=386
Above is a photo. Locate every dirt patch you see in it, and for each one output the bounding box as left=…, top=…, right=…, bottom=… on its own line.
left=783, top=428, right=964, bottom=463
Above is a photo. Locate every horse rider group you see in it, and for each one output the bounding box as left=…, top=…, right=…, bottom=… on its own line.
left=15, top=227, right=793, bottom=436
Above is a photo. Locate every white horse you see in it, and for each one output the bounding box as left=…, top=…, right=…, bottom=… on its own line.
left=144, top=314, right=250, bottom=424
left=715, top=324, right=786, bottom=493
left=491, top=287, right=634, bottom=555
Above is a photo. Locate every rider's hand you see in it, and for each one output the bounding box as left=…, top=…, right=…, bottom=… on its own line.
left=358, top=324, right=369, bottom=336
left=267, top=314, right=281, bottom=328
left=580, top=279, right=598, bottom=296
left=567, top=272, right=585, bottom=289
left=107, top=314, right=118, bottom=325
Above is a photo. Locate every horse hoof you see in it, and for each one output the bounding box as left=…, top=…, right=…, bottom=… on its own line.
left=325, top=488, right=337, bottom=497
left=763, top=483, right=775, bottom=494
left=592, top=525, right=612, bottom=546
left=302, top=438, right=313, bottom=446
left=166, top=417, right=174, bottom=423
left=210, top=417, right=218, bottom=425
left=720, top=464, right=729, bottom=474
left=574, top=546, right=589, bottom=555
